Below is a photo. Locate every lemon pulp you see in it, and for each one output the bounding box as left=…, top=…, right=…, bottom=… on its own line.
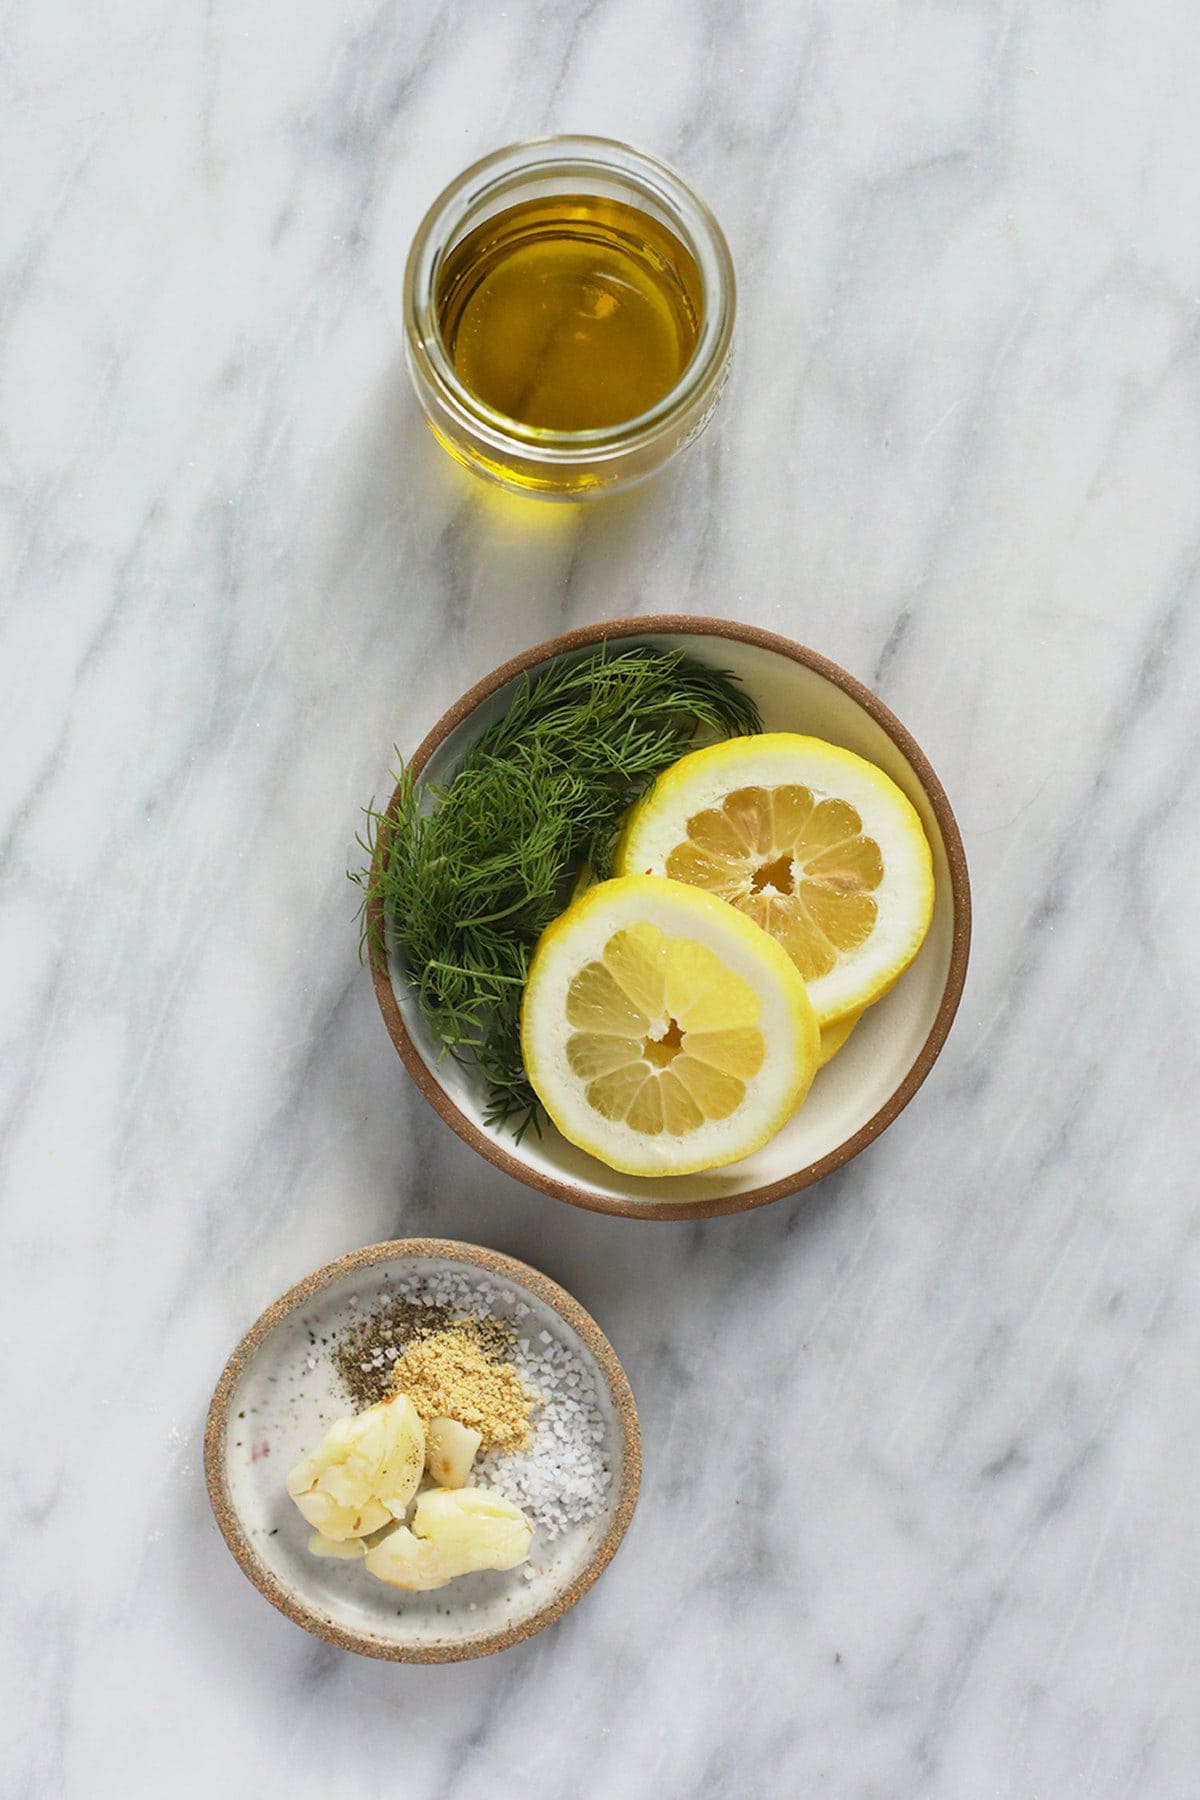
left=565, top=921, right=765, bottom=1136
left=664, top=784, right=884, bottom=983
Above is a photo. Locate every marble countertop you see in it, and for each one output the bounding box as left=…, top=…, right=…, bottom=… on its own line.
left=5, top=2, right=1198, bottom=1795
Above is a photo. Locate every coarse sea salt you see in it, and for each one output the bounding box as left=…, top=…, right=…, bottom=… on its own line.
left=376, top=1268, right=613, bottom=1540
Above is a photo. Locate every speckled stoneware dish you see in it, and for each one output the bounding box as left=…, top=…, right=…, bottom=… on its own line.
left=369, top=616, right=971, bottom=1221
left=204, top=1240, right=640, bottom=1662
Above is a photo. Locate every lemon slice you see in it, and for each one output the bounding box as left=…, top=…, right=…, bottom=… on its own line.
left=617, top=734, right=934, bottom=1027
left=521, top=875, right=818, bottom=1177
left=817, top=1008, right=863, bottom=1068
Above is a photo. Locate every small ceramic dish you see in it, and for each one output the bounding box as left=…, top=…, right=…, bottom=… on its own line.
left=204, top=1240, right=640, bottom=1663
left=369, top=617, right=971, bottom=1220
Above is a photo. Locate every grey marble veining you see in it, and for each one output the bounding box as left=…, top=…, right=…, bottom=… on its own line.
left=3, top=2, right=1199, bottom=1795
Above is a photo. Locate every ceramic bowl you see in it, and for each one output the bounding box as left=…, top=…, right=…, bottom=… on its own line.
left=204, top=1240, right=641, bottom=1662
left=369, top=617, right=971, bottom=1220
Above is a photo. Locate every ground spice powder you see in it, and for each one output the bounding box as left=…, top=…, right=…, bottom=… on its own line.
left=389, top=1321, right=536, bottom=1452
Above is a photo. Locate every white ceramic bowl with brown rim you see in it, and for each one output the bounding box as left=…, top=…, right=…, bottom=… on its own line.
left=369, top=617, right=971, bottom=1221
left=205, top=1240, right=640, bottom=1663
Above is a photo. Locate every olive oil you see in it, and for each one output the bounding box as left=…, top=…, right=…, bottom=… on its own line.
left=435, top=195, right=704, bottom=433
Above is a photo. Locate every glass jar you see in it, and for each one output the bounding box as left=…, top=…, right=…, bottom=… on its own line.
left=403, top=136, right=736, bottom=501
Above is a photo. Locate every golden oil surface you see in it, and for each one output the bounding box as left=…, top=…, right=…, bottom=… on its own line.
left=435, top=196, right=703, bottom=433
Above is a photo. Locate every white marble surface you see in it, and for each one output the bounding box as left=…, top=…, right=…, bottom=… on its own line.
left=4, top=2, right=1199, bottom=1794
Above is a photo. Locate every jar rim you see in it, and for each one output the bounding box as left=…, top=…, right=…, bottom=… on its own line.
left=403, top=135, right=736, bottom=464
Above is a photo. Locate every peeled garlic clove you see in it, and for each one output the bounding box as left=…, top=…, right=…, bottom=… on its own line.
left=289, top=1485, right=391, bottom=1540
left=285, top=1394, right=426, bottom=1541
left=364, top=1487, right=533, bottom=1591
left=364, top=1525, right=444, bottom=1590
left=286, top=1414, right=359, bottom=1500
left=308, top=1531, right=366, bottom=1560
left=425, top=1417, right=482, bottom=1489
left=412, top=1486, right=532, bottom=1573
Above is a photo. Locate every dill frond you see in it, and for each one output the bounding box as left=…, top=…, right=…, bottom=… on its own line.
left=352, top=644, right=761, bottom=1137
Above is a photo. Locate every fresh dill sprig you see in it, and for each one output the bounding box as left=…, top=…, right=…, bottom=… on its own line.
left=353, top=644, right=761, bottom=1139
